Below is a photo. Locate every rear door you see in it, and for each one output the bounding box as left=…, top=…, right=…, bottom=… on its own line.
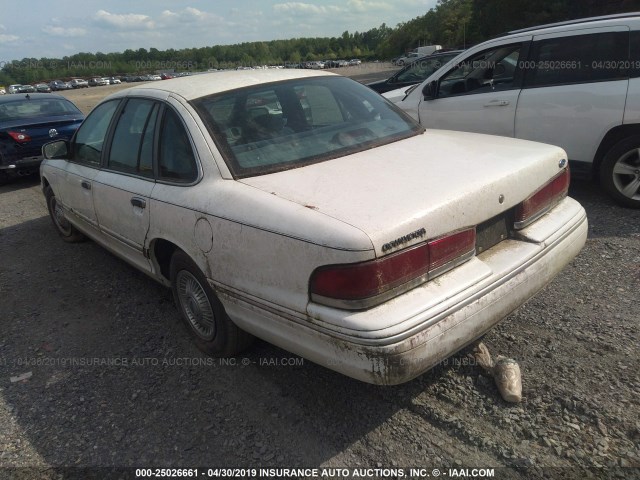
left=515, top=27, right=630, bottom=174
left=92, top=98, right=160, bottom=271
left=418, top=36, right=531, bottom=137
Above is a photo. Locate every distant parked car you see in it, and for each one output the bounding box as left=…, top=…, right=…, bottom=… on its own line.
left=39, top=70, right=586, bottom=384
left=17, top=85, right=36, bottom=93
left=0, top=87, right=5, bottom=95
left=0, top=93, right=84, bottom=184
left=304, top=61, right=325, bottom=69
left=89, top=77, right=107, bottom=87
left=49, top=80, right=70, bottom=91
left=69, top=78, right=89, bottom=89
left=349, top=59, right=362, bottom=66
left=368, top=51, right=462, bottom=94
left=7, top=84, right=22, bottom=94
left=395, top=52, right=422, bottom=66
left=325, top=60, right=349, bottom=68
left=107, top=77, right=121, bottom=84
left=35, top=83, right=52, bottom=93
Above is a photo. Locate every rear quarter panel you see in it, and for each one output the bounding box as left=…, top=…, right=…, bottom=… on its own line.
left=147, top=178, right=374, bottom=316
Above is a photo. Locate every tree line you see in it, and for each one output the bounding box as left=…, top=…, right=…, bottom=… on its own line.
left=1, top=0, right=637, bottom=85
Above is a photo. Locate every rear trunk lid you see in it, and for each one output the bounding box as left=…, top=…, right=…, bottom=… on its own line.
left=240, top=130, right=568, bottom=256
left=1, top=116, right=82, bottom=158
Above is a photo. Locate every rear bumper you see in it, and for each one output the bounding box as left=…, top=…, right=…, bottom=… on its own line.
left=218, top=197, right=588, bottom=385
left=0, top=155, right=43, bottom=171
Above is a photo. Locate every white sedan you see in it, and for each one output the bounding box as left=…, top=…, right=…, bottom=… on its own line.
left=40, top=70, right=587, bottom=384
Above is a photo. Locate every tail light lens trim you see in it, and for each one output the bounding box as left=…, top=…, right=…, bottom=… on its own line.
left=8, top=131, right=32, bottom=143
left=514, top=167, right=570, bottom=230
left=310, top=228, right=476, bottom=310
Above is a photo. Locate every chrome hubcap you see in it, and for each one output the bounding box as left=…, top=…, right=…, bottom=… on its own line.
left=612, top=148, right=640, bottom=200
left=176, top=270, right=215, bottom=340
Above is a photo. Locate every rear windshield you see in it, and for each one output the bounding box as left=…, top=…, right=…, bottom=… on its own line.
left=0, top=98, right=82, bottom=121
left=191, top=76, right=423, bottom=178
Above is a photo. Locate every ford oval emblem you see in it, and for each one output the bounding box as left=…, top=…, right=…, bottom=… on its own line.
left=49, top=128, right=58, bottom=138
left=559, top=158, right=567, bottom=168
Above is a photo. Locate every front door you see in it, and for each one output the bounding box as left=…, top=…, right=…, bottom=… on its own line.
left=419, top=37, right=531, bottom=138
left=59, top=100, right=120, bottom=230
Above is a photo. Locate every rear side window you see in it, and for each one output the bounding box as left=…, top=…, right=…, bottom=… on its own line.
left=158, top=108, right=198, bottom=183
left=525, top=31, right=629, bottom=87
left=107, top=98, right=158, bottom=177
left=73, top=100, right=119, bottom=166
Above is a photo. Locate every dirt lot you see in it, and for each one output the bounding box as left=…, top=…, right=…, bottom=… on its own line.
left=0, top=66, right=639, bottom=480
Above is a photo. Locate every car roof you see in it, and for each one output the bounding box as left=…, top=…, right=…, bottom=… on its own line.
left=114, top=69, right=337, bottom=101
left=505, top=12, right=639, bottom=35
left=0, top=92, right=69, bottom=104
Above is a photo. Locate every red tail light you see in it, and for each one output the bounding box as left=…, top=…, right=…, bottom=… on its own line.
left=514, top=168, right=570, bottom=229
left=310, top=228, right=476, bottom=309
left=8, top=131, right=32, bottom=143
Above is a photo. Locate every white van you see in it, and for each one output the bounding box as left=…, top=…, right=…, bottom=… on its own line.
left=394, top=13, right=640, bottom=208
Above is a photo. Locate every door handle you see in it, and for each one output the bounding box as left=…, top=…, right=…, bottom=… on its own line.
left=130, top=197, right=146, bottom=209
left=484, top=100, right=510, bottom=107
left=81, top=181, right=91, bottom=190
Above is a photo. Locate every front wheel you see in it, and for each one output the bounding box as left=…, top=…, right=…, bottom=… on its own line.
left=44, top=186, right=86, bottom=242
left=600, top=136, right=640, bottom=209
left=170, top=251, right=253, bottom=356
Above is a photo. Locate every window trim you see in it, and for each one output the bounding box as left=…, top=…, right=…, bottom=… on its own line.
left=68, top=96, right=203, bottom=186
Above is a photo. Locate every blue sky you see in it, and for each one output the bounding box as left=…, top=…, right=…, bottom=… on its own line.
left=0, top=0, right=437, bottom=62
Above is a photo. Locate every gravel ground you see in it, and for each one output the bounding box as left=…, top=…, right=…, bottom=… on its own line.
left=0, top=66, right=639, bottom=480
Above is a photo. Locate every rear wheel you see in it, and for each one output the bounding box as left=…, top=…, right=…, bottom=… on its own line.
left=170, top=251, right=253, bottom=356
left=44, top=186, right=86, bottom=242
left=600, top=136, right=640, bottom=209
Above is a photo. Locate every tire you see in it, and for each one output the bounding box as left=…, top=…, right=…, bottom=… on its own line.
left=170, top=251, right=253, bottom=356
left=44, top=186, right=86, bottom=242
left=600, top=135, right=640, bottom=209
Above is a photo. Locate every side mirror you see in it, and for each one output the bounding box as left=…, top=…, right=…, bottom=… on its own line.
left=422, top=80, right=438, bottom=100
left=42, top=140, right=69, bottom=160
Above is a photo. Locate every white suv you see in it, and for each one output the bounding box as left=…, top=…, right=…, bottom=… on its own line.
left=395, top=13, right=640, bottom=208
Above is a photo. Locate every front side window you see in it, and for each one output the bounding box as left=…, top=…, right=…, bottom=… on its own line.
left=107, top=98, right=158, bottom=177
left=525, top=31, right=629, bottom=87
left=191, top=76, right=422, bottom=178
left=72, top=100, right=119, bottom=166
left=438, top=43, right=524, bottom=97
